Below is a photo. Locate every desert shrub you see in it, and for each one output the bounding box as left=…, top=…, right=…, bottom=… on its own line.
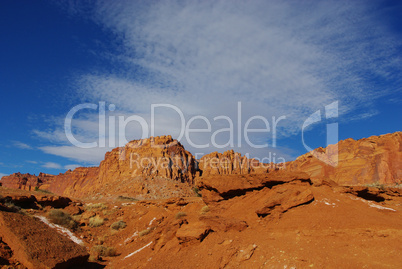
left=394, top=183, right=402, bottom=189
left=193, top=187, right=201, bottom=197
left=97, top=235, right=107, bottom=245
left=175, top=211, right=187, bottom=219
left=48, top=209, right=78, bottom=230
left=365, top=182, right=386, bottom=190
left=5, top=202, right=22, bottom=213
left=139, top=227, right=153, bottom=237
left=85, top=203, right=107, bottom=211
left=34, top=187, right=53, bottom=194
left=200, top=205, right=210, bottom=214
left=111, top=220, right=127, bottom=230
left=117, top=195, right=138, bottom=201
left=92, top=245, right=117, bottom=257
left=89, top=215, right=104, bottom=227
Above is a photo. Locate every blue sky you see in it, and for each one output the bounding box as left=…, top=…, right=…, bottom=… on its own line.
left=0, top=0, right=401, bottom=177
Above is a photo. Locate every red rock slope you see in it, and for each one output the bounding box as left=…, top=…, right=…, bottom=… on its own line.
left=286, top=132, right=402, bottom=185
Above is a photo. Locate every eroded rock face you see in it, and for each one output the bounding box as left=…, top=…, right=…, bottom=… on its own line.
left=1, top=136, right=198, bottom=199
left=286, top=132, right=402, bottom=185
left=42, top=167, right=99, bottom=198
left=198, top=150, right=268, bottom=176
left=1, top=132, right=400, bottom=200
left=255, top=182, right=314, bottom=217
left=0, top=173, right=53, bottom=191
left=197, top=170, right=311, bottom=202
left=99, top=135, right=197, bottom=185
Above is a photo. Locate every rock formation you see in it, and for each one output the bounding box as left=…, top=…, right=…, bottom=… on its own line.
left=1, top=172, right=53, bottom=191
left=286, top=132, right=402, bottom=185
left=198, top=150, right=268, bottom=176
left=196, top=170, right=311, bottom=202
left=98, top=135, right=197, bottom=185
left=1, top=132, right=401, bottom=200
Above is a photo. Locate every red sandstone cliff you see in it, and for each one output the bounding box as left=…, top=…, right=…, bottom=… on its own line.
left=1, top=172, right=53, bottom=191
left=1, top=132, right=401, bottom=198
left=198, top=150, right=268, bottom=176
left=286, top=132, right=402, bottom=185
left=98, top=135, right=196, bottom=185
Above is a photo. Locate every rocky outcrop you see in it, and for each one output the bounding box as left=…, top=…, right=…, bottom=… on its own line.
left=336, top=185, right=402, bottom=202
left=198, top=150, right=268, bottom=176
left=41, top=167, right=99, bottom=198
left=0, top=211, right=88, bottom=269
left=255, top=182, right=314, bottom=217
left=176, top=222, right=212, bottom=244
left=1, top=133, right=401, bottom=200
left=286, top=132, right=402, bottom=185
left=197, top=170, right=311, bottom=202
left=99, top=135, right=197, bottom=185
left=0, top=192, right=73, bottom=210
left=0, top=136, right=198, bottom=199
left=0, top=172, right=53, bottom=191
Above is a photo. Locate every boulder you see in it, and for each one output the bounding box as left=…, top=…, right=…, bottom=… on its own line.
left=176, top=222, right=212, bottom=244
left=199, top=215, right=248, bottom=232
left=255, top=182, right=314, bottom=217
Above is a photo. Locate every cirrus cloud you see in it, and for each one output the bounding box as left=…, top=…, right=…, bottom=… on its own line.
left=39, top=0, right=402, bottom=163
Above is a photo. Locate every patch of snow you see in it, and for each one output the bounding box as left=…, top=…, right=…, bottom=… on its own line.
left=35, top=215, right=84, bottom=245
left=367, top=203, right=396, bottom=211
left=317, top=198, right=336, bottom=207
left=124, top=241, right=153, bottom=259
left=350, top=196, right=396, bottom=211
left=149, top=217, right=156, bottom=226
left=124, top=231, right=139, bottom=244
left=361, top=199, right=396, bottom=211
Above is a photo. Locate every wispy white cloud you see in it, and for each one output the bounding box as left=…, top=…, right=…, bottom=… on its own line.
left=13, top=141, right=33, bottom=150
left=39, top=146, right=109, bottom=164
left=26, top=160, right=38, bottom=164
left=39, top=0, right=401, bottom=163
left=42, top=162, right=62, bottom=169
left=64, top=164, right=81, bottom=170
left=0, top=173, right=8, bottom=178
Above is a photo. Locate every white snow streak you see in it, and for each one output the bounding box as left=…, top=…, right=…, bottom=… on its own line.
left=124, top=241, right=153, bottom=259
left=36, top=215, right=84, bottom=245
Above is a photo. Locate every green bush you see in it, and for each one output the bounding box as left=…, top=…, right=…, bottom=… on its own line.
left=193, top=187, right=201, bottom=197
left=34, top=187, right=53, bottom=194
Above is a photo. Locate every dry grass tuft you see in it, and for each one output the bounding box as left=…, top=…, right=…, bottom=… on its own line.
left=89, top=215, right=104, bottom=227
left=200, top=205, right=210, bottom=214
left=139, top=227, right=154, bottom=237
left=111, top=220, right=127, bottom=230
left=85, top=203, right=107, bottom=211
left=175, top=211, right=187, bottom=219
left=48, top=209, right=78, bottom=230
left=92, top=245, right=117, bottom=257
